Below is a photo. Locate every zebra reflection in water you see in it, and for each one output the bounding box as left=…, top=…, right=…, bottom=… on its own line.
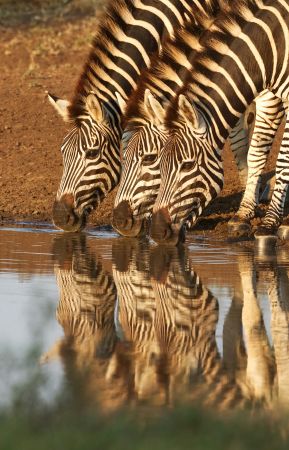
left=112, top=240, right=245, bottom=409
left=41, top=234, right=119, bottom=411
left=42, top=235, right=289, bottom=411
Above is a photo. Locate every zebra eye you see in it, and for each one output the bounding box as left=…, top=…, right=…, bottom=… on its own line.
left=181, top=161, right=195, bottom=172
left=142, top=154, right=157, bottom=165
left=86, top=149, right=99, bottom=159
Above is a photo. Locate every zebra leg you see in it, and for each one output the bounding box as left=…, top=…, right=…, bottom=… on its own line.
left=229, top=104, right=255, bottom=189
left=255, top=113, right=289, bottom=246
left=228, top=92, right=284, bottom=237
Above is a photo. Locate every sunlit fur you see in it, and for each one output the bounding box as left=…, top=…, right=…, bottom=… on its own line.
left=152, top=0, right=289, bottom=242
left=54, top=0, right=201, bottom=230
left=114, top=2, right=222, bottom=231
left=114, top=0, right=284, bottom=237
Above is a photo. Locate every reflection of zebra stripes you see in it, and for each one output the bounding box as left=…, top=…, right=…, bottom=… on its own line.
left=112, top=241, right=247, bottom=408
left=151, top=0, right=289, bottom=246
left=43, top=235, right=117, bottom=366
left=50, top=0, right=205, bottom=233
left=151, top=247, right=246, bottom=408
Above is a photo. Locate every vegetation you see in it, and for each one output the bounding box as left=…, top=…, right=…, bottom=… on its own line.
left=1, top=405, right=289, bottom=450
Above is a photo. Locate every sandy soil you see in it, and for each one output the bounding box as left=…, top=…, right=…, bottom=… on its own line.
left=0, top=1, right=284, bottom=238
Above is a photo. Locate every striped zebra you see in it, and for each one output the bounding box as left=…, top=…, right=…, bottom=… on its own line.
left=113, top=239, right=248, bottom=408
left=41, top=234, right=118, bottom=410
left=112, top=2, right=285, bottom=239
left=49, top=0, right=210, bottom=232
left=150, top=0, right=289, bottom=247
left=112, top=0, right=255, bottom=237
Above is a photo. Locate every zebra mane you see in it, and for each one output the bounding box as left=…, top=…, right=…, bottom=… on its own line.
left=164, top=0, right=259, bottom=128
left=68, top=0, right=139, bottom=122
left=123, top=0, right=223, bottom=129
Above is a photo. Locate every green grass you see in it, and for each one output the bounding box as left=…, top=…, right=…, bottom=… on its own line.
left=1, top=404, right=289, bottom=450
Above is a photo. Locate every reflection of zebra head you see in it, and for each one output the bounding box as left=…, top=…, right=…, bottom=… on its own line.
left=43, top=234, right=117, bottom=376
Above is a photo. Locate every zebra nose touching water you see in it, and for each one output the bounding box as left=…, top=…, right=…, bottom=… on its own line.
left=48, top=0, right=210, bottom=232
left=150, top=0, right=289, bottom=247
left=113, top=1, right=286, bottom=245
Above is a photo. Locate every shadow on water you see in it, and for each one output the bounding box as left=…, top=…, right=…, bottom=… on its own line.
left=35, top=232, right=289, bottom=414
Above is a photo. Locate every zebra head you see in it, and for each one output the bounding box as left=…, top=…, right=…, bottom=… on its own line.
left=151, top=93, right=224, bottom=245
left=49, top=92, right=122, bottom=232
left=113, top=90, right=168, bottom=237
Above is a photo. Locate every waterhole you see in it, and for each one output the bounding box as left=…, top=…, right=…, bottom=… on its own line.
left=1, top=223, right=289, bottom=414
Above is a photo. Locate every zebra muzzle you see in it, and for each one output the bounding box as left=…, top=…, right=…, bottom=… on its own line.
left=112, top=200, right=145, bottom=237
left=151, top=209, right=185, bottom=245
left=53, top=195, right=85, bottom=232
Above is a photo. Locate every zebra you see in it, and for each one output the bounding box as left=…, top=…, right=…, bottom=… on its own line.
left=112, top=2, right=285, bottom=239
left=150, top=0, right=289, bottom=247
left=112, top=0, right=256, bottom=237
left=41, top=234, right=119, bottom=411
left=49, top=0, right=212, bottom=232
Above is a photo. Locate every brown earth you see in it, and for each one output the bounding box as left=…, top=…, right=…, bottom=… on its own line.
left=0, top=0, right=285, bottom=238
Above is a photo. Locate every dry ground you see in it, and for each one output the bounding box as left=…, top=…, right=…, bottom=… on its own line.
left=0, top=0, right=284, bottom=237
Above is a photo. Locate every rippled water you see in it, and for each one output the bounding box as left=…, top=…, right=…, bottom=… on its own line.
left=1, top=224, right=289, bottom=415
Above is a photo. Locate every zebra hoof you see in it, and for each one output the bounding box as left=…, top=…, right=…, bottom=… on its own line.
left=227, top=218, right=251, bottom=237
left=277, top=226, right=289, bottom=241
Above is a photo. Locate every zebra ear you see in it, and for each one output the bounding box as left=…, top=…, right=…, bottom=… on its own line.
left=115, top=91, right=127, bottom=114
left=178, top=94, right=205, bottom=131
left=47, top=92, right=71, bottom=122
left=86, top=92, right=108, bottom=122
left=144, top=89, right=166, bottom=126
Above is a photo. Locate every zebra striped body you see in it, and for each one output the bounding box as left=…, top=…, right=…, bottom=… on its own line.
left=50, top=0, right=207, bottom=232
left=113, top=0, right=259, bottom=237
left=151, top=0, right=289, bottom=245
left=113, top=2, right=286, bottom=240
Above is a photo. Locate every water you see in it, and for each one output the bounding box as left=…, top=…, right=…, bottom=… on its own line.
left=1, top=224, right=289, bottom=415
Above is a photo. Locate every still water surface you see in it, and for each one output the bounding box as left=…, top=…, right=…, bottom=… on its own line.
left=1, top=224, right=289, bottom=414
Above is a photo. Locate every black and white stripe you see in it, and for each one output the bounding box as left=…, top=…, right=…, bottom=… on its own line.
left=50, top=0, right=205, bottom=232
left=41, top=235, right=117, bottom=366
left=113, top=2, right=285, bottom=239
left=113, top=1, right=254, bottom=237
left=151, top=0, right=289, bottom=245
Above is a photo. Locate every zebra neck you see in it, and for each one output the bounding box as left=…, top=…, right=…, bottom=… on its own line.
left=124, top=0, right=223, bottom=124
left=69, top=0, right=197, bottom=120
left=183, top=0, right=289, bottom=149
